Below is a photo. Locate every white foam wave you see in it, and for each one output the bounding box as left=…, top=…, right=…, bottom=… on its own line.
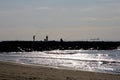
left=0, top=50, right=120, bottom=74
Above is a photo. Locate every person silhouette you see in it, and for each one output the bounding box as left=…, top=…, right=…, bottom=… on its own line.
left=33, top=35, right=35, bottom=41
left=60, top=38, right=63, bottom=42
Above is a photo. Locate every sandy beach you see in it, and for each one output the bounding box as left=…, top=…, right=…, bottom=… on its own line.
left=0, top=61, right=120, bottom=80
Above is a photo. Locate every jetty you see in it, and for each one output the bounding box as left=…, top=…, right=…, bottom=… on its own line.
left=0, top=41, right=120, bottom=52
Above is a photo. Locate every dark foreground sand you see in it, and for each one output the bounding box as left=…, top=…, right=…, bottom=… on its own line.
left=0, top=61, right=120, bottom=80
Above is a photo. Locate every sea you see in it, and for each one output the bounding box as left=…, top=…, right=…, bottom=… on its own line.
left=0, top=49, right=120, bottom=74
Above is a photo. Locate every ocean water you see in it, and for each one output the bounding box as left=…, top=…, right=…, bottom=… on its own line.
left=0, top=50, right=120, bottom=74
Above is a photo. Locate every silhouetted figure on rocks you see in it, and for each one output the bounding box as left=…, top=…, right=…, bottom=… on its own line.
left=60, top=38, right=63, bottom=42
left=33, top=35, right=35, bottom=41
left=44, top=36, right=48, bottom=42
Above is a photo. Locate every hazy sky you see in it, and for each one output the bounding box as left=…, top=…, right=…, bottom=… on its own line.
left=0, top=0, right=120, bottom=41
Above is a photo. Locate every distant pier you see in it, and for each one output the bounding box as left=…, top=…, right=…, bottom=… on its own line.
left=0, top=41, right=120, bottom=52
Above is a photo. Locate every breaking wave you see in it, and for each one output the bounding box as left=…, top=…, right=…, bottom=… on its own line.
left=0, top=50, right=120, bottom=74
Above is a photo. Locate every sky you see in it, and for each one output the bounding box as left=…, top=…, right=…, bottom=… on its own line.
left=0, top=0, right=120, bottom=41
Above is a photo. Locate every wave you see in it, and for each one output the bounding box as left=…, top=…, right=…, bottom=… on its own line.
left=1, top=50, right=120, bottom=65
left=0, top=50, right=120, bottom=74
left=13, top=55, right=120, bottom=66
left=43, top=50, right=84, bottom=54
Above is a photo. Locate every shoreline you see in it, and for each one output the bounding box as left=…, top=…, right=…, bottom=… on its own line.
left=18, top=61, right=120, bottom=75
left=0, top=61, right=120, bottom=80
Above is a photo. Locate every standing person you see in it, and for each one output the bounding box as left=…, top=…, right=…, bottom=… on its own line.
left=33, top=35, right=35, bottom=41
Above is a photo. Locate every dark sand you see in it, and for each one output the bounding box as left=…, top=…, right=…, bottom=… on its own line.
left=0, top=61, right=120, bottom=80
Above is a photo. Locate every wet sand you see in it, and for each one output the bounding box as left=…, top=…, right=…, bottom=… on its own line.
left=0, top=61, right=120, bottom=80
